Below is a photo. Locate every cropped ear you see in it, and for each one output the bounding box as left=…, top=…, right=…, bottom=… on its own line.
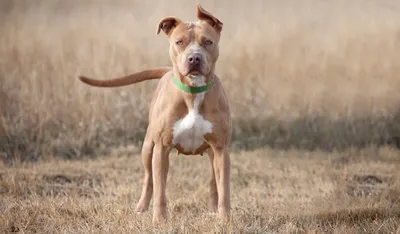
left=157, top=16, right=182, bottom=36
left=196, top=4, right=223, bottom=32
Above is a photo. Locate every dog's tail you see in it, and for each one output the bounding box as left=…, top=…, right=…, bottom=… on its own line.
left=78, top=67, right=171, bottom=87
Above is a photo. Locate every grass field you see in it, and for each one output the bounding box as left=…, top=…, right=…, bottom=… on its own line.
left=1, top=147, right=400, bottom=233
left=1, top=0, right=400, bottom=232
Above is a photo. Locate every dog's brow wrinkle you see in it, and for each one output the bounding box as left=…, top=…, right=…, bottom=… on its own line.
left=183, top=21, right=201, bottom=29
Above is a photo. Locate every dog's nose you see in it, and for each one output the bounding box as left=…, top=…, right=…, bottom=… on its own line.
left=188, top=53, right=202, bottom=65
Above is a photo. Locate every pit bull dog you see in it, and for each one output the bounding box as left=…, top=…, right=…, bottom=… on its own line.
left=79, top=4, right=231, bottom=223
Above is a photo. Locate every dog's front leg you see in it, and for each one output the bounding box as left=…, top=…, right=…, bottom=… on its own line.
left=152, top=143, right=171, bottom=224
left=211, top=145, right=231, bottom=221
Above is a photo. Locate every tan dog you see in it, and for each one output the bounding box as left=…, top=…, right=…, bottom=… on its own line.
left=79, top=4, right=231, bottom=223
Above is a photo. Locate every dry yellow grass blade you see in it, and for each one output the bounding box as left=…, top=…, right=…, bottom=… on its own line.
left=1, top=1, right=400, bottom=232
left=1, top=147, right=399, bottom=232
left=1, top=0, right=400, bottom=160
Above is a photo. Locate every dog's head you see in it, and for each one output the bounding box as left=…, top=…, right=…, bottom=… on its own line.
left=157, top=4, right=223, bottom=77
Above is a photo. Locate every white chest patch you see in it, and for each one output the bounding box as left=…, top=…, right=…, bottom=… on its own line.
left=172, top=76, right=213, bottom=153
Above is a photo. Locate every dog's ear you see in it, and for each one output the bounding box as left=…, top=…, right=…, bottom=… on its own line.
left=157, top=17, right=182, bottom=36
left=196, top=4, right=223, bottom=33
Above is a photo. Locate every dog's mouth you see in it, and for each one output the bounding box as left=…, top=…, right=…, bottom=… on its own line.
left=186, top=65, right=205, bottom=76
left=179, top=61, right=206, bottom=77
left=188, top=70, right=202, bottom=76
left=181, top=69, right=204, bottom=77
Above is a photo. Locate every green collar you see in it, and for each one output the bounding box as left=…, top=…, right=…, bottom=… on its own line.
left=173, top=75, right=214, bottom=94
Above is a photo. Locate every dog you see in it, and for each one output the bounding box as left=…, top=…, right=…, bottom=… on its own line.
left=79, top=4, right=231, bottom=223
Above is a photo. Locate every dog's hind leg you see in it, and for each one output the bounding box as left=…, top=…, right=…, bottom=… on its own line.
left=207, top=148, right=218, bottom=213
left=136, top=130, right=155, bottom=214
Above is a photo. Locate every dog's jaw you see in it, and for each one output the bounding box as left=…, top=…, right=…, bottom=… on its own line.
left=189, top=74, right=206, bottom=86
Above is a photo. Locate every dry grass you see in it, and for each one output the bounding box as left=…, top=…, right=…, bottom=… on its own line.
left=1, top=147, right=400, bottom=233
left=1, top=0, right=400, bottom=232
left=1, top=0, right=400, bottom=160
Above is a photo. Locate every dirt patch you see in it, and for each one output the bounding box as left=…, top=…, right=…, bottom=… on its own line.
left=347, top=174, right=388, bottom=198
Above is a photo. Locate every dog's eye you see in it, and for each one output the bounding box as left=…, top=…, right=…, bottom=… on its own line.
left=204, top=40, right=213, bottom=45
left=176, top=40, right=183, bottom=45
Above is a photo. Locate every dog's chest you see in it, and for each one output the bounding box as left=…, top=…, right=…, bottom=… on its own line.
left=172, top=91, right=213, bottom=153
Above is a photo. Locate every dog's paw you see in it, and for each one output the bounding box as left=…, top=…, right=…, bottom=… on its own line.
left=205, top=212, right=217, bottom=216
left=136, top=211, right=147, bottom=216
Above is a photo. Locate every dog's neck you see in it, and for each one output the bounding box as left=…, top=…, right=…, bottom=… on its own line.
left=173, top=68, right=215, bottom=112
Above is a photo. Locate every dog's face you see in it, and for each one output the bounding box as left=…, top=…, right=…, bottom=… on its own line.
left=157, top=4, right=223, bottom=77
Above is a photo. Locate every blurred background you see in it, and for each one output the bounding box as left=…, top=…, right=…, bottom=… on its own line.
left=1, top=0, right=400, bottom=163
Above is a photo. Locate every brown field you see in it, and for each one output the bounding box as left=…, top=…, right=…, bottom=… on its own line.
left=1, top=147, right=400, bottom=233
left=1, top=0, right=400, bottom=233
